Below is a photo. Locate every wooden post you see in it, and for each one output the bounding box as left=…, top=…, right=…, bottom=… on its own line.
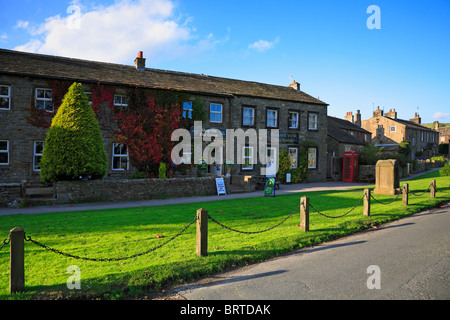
left=363, top=189, right=371, bottom=217
left=196, top=208, right=208, bottom=257
left=300, top=196, right=309, bottom=232
left=402, top=183, right=409, bottom=206
left=10, top=227, right=25, bottom=294
left=430, top=180, right=436, bottom=198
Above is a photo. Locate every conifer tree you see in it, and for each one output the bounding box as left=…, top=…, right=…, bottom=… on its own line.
left=40, top=82, right=107, bottom=182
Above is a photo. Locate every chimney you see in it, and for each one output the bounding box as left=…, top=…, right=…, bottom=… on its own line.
left=385, top=108, right=397, bottom=119
left=373, top=106, right=383, bottom=117
left=289, top=80, right=300, bottom=91
left=344, top=111, right=354, bottom=123
left=410, top=112, right=421, bottom=124
left=354, top=110, right=362, bottom=127
left=435, top=121, right=439, bottom=130
left=134, top=51, right=146, bottom=71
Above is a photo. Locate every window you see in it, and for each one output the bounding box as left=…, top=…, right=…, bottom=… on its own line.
left=0, top=140, right=9, bottom=165
left=421, top=131, right=424, bottom=141
left=35, top=88, right=53, bottom=112
left=242, top=107, right=255, bottom=126
left=390, top=126, right=396, bottom=132
left=289, top=148, right=298, bottom=168
left=114, top=95, right=128, bottom=114
left=242, top=146, right=254, bottom=170
left=0, top=85, right=10, bottom=110
left=288, top=111, right=299, bottom=129
left=33, top=141, right=45, bottom=171
left=182, top=102, right=193, bottom=119
left=308, top=147, right=317, bottom=169
left=266, top=109, right=278, bottom=128
left=308, top=113, right=318, bottom=130
left=112, top=143, right=129, bottom=170
left=210, top=103, right=222, bottom=123
left=85, top=92, right=93, bottom=105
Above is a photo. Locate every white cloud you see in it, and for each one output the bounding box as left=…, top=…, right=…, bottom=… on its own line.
left=432, top=112, right=450, bottom=120
left=248, top=37, right=280, bottom=52
left=14, top=20, right=30, bottom=29
left=13, top=0, right=210, bottom=65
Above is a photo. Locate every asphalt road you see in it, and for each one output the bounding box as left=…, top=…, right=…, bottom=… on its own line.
left=173, top=202, right=450, bottom=300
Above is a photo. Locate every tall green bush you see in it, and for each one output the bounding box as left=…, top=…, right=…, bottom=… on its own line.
left=40, top=83, right=107, bottom=182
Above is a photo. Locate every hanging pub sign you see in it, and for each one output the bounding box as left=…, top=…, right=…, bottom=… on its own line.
left=264, top=177, right=276, bottom=197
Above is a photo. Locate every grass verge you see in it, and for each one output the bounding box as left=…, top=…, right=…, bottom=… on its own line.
left=0, top=171, right=449, bottom=300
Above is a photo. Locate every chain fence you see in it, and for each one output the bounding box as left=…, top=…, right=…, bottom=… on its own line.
left=21, top=216, right=197, bottom=262
left=408, top=182, right=433, bottom=196
left=370, top=192, right=401, bottom=205
left=208, top=203, right=301, bottom=234
left=308, top=194, right=365, bottom=219
left=1, top=179, right=447, bottom=263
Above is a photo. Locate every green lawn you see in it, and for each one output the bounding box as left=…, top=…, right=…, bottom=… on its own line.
left=1, top=171, right=449, bottom=300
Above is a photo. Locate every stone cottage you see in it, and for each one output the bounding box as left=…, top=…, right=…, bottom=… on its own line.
left=0, top=49, right=329, bottom=187
left=360, top=107, right=439, bottom=159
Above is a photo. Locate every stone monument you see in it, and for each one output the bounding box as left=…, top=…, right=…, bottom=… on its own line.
left=373, top=159, right=400, bottom=195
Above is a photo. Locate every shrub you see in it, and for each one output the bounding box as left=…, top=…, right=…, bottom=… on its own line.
left=158, top=163, right=167, bottom=179
left=440, top=163, right=450, bottom=176
left=40, top=83, right=107, bottom=182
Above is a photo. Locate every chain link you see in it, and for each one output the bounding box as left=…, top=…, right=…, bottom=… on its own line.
left=208, top=203, right=300, bottom=234
left=409, top=183, right=432, bottom=196
left=0, top=236, right=10, bottom=252
left=308, top=194, right=364, bottom=219
left=370, top=192, right=401, bottom=205
left=24, top=217, right=197, bottom=262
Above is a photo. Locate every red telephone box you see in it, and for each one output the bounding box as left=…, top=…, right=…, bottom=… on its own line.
left=342, top=151, right=358, bottom=182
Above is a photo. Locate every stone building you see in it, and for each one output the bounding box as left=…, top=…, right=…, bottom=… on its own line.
left=0, top=49, right=328, bottom=186
left=326, top=114, right=371, bottom=180
left=360, top=107, right=439, bottom=159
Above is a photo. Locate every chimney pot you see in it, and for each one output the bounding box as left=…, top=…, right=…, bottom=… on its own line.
left=134, top=51, right=146, bottom=71
left=289, top=80, right=300, bottom=91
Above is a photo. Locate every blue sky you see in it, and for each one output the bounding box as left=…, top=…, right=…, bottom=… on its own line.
left=1, top=0, right=449, bottom=124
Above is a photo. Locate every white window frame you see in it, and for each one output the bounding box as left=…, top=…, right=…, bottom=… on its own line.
left=210, top=103, right=223, bottom=123
left=114, top=94, right=128, bottom=114
left=308, top=147, right=317, bottom=169
left=112, top=143, right=129, bottom=171
left=243, top=107, right=255, bottom=126
left=289, top=147, right=298, bottom=169
left=35, top=88, right=53, bottom=112
left=266, top=109, right=278, bottom=128
left=33, top=141, right=45, bottom=171
left=0, top=85, right=11, bottom=110
left=183, top=101, right=193, bottom=119
left=308, top=113, right=318, bottom=130
left=0, top=140, right=9, bottom=165
left=242, top=146, right=254, bottom=170
left=288, top=111, right=299, bottom=129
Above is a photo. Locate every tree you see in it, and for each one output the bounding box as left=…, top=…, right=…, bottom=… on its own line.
left=40, top=82, right=108, bottom=182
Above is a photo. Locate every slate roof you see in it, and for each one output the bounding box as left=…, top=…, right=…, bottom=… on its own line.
left=327, top=116, right=370, bottom=145
left=0, top=48, right=327, bottom=105
left=389, top=117, right=437, bottom=132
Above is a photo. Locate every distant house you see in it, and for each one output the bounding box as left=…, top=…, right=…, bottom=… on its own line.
left=361, top=107, right=439, bottom=159
left=435, top=122, right=450, bottom=145
left=326, top=113, right=371, bottom=180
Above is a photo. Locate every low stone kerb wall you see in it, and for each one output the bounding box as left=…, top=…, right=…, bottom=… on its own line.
left=55, top=176, right=225, bottom=204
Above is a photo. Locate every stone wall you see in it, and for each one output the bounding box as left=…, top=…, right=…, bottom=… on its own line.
left=0, top=183, right=23, bottom=206
left=55, top=176, right=227, bottom=204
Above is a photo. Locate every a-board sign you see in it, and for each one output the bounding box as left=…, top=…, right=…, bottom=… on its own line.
left=215, top=177, right=226, bottom=195
left=264, top=178, right=276, bottom=197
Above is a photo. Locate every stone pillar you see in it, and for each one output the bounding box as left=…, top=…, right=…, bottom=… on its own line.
left=363, top=189, right=371, bottom=217
left=373, top=159, right=400, bottom=195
